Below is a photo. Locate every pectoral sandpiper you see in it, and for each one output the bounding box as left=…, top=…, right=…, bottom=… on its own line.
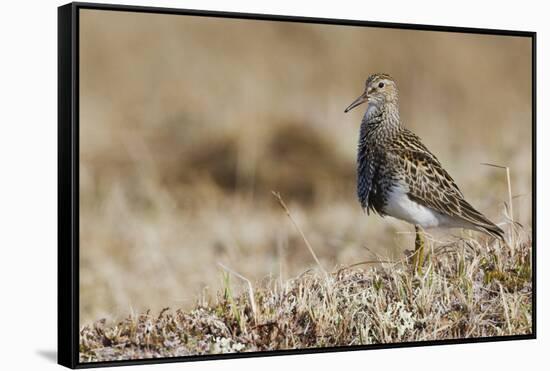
left=345, top=73, right=504, bottom=271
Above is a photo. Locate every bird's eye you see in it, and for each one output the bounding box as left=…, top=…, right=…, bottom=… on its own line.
left=378, top=82, right=385, bottom=88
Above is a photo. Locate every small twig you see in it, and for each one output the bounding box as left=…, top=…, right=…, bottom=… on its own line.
left=481, top=162, right=515, bottom=249
left=480, top=163, right=514, bottom=222
left=360, top=244, right=392, bottom=264
left=271, top=191, right=326, bottom=274
left=342, top=259, right=397, bottom=269
left=512, top=193, right=530, bottom=200
left=217, top=263, right=258, bottom=324
left=498, top=283, right=513, bottom=335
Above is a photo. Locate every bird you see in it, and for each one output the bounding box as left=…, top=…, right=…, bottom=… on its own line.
left=344, top=73, right=504, bottom=271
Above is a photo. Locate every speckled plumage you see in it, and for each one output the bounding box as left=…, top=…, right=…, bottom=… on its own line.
left=346, top=73, right=504, bottom=239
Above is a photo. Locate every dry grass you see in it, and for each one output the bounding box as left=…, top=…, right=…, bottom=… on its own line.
left=79, top=224, right=532, bottom=362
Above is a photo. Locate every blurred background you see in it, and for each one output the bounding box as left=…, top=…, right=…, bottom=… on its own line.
left=79, top=9, right=532, bottom=324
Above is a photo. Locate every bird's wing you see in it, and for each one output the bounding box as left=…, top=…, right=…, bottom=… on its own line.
left=386, top=147, right=503, bottom=238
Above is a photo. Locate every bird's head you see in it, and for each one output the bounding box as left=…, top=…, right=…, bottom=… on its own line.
left=344, top=73, right=398, bottom=113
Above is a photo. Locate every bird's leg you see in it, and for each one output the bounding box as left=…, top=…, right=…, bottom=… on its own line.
left=412, top=225, right=425, bottom=274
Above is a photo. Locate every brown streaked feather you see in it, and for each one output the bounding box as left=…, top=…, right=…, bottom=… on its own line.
left=387, top=130, right=504, bottom=240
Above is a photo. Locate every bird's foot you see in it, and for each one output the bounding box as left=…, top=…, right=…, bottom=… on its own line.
left=411, top=225, right=426, bottom=274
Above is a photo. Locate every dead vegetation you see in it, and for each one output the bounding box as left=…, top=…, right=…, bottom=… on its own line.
left=80, top=223, right=532, bottom=362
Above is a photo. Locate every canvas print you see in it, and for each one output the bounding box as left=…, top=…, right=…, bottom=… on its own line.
left=76, top=7, right=533, bottom=364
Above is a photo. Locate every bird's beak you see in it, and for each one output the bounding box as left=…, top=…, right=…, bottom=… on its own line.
left=344, top=92, right=368, bottom=113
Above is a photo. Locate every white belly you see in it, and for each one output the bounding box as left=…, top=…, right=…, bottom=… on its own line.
left=383, top=184, right=467, bottom=229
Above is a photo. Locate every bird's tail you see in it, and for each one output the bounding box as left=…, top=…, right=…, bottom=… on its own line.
left=476, top=223, right=505, bottom=240
left=458, top=199, right=505, bottom=240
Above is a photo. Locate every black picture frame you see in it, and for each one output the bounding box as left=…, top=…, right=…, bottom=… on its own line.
left=58, top=2, right=537, bottom=369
